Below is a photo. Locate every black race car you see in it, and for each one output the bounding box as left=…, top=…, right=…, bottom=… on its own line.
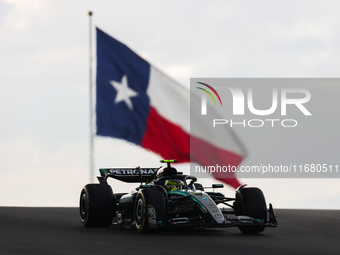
left=79, top=160, right=277, bottom=233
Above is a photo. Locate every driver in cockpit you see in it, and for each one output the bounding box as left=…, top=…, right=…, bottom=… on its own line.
left=165, top=179, right=185, bottom=191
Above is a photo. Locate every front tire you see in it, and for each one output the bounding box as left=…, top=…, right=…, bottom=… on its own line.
left=134, top=192, right=147, bottom=232
left=236, top=187, right=267, bottom=234
left=79, top=184, right=115, bottom=227
left=134, top=189, right=166, bottom=232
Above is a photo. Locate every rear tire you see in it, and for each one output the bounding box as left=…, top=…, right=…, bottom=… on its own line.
left=79, top=184, right=115, bottom=227
left=236, top=187, right=267, bottom=234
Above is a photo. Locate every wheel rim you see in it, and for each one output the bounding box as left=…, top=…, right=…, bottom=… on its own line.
left=136, top=198, right=144, bottom=225
left=80, top=193, right=87, bottom=221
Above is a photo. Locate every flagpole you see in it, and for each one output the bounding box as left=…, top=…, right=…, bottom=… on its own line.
left=88, top=11, right=94, bottom=182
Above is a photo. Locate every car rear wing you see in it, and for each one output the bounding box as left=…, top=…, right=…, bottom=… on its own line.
left=98, top=167, right=161, bottom=183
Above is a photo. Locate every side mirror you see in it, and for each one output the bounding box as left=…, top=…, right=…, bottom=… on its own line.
left=212, top=184, right=224, bottom=189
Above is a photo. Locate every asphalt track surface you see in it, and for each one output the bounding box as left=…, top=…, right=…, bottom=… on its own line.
left=0, top=207, right=339, bottom=255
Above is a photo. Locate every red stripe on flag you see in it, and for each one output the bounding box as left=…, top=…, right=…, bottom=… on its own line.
left=142, top=107, right=242, bottom=189
left=142, top=107, right=190, bottom=161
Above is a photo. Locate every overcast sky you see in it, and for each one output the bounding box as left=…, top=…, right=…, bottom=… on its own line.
left=0, top=0, right=340, bottom=208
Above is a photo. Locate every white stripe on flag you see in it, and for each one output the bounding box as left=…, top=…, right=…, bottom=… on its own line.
left=147, top=66, right=245, bottom=156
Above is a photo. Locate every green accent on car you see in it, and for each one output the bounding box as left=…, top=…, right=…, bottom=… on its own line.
left=190, top=196, right=207, bottom=212
left=168, top=190, right=190, bottom=196
left=160, top=159, right=177, bottom=163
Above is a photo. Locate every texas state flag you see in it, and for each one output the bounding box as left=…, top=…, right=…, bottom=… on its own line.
left=96, top=28, right=245, bottom=188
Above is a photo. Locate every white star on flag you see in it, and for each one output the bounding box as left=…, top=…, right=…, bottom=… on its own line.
left=110, top=75, right=138, bottom=110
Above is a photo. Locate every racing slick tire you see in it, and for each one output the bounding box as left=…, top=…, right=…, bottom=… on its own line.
left=79, top=184, right=116, bottom=227
left=236, top=187, right=267, bottom=234
left=134, top=188, right=166, bottom=233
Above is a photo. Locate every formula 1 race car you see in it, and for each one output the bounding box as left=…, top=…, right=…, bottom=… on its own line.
left=79, top=160, right=277, bottom=233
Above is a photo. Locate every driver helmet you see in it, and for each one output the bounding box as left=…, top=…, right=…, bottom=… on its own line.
left=165, top=179, right=185, bottom=191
